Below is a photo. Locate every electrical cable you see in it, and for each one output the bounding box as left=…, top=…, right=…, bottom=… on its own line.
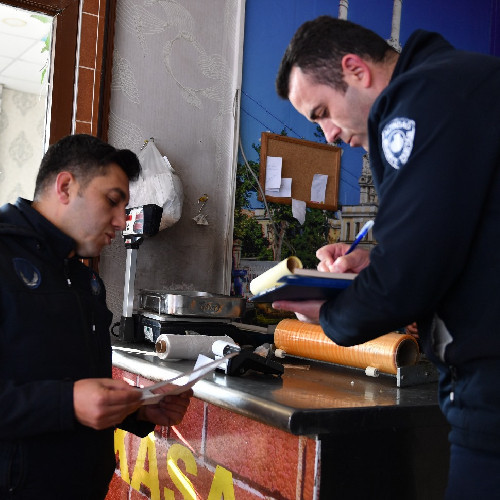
left=240, top=107, right=274, bottom=135
left=241, top=90, right=302, bottom=138
left=238, top=136, right=295, bottom=256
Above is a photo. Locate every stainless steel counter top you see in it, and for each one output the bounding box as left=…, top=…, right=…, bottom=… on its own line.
left=112, top=340, right=444, bottom=436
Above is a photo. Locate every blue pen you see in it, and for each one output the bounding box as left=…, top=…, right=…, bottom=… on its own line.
left=345, top=220, right=374, bottom=254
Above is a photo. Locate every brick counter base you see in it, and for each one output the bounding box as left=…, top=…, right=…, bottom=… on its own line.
left=107, top=367, right=319, bottom=500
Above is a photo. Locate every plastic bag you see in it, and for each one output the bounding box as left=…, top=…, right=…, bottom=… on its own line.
left=128, top=140, right=183, bottom=230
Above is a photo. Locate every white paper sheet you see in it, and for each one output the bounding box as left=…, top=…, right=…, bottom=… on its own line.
left=265, top=177, right=292, bottom=197
left=265, top=156, right=282, bottom=191
left=311, top=173, right=328, bottom=203
left=292, top=198, right=306, bottom=224
left=140, top=352, right=238, bottom=404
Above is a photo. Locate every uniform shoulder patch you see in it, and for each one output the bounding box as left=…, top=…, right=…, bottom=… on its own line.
left=13, top=258, right=42, bottom=289
left=381, top=117, right=416, bottom=169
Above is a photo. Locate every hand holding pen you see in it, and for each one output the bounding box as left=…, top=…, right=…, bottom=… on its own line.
left=345, top=220, right=375, bottom=254
left=316, top=220, right=374, bottom=273
left=272, top=220, right=375, bottom=323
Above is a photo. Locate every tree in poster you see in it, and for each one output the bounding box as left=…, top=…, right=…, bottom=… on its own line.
left=233, top=149, right=272, bottom=260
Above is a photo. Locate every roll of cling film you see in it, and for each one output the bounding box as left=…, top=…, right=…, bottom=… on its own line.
left=155, top=334, right=235, bottom=360
left=274, top=319, right=419, bottom=375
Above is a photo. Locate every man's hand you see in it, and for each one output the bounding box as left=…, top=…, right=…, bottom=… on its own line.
left=74, top=378, right=143, bottom=430
left=316, top=243, right=370, bottom=273
left=272, top=299, right=326, bottom=324
left=405, top=322, right=419, bottom=340
left=136, top=389, right=193, bottom=427
left=272, top=243, right=371, bottom=323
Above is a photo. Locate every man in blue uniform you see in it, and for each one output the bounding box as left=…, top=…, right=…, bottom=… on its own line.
left=273, top=16, right=500, bottom=498
left=0, top=134, right=192, bottom=499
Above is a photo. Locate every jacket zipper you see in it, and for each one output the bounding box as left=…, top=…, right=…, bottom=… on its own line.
left=64, top=259, right=98, bottom=376
left=449, top=365, right=457, bottom=403
left=64, top=258, right=72, bottom=287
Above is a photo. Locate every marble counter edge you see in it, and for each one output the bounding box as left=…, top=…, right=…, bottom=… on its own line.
left=112, top=346, right=295, bottom=433
left=111, top=344, right=445, bottom=436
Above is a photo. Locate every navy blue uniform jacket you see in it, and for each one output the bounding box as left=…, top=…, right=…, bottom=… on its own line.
left=320, top=31, right=500, bottom=454
left=0, top=198, right=153, bottom=499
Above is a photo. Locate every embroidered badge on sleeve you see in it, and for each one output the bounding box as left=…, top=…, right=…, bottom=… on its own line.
left=381, top=117, right=416, bottom=169
left=13, top=258, right=42, bottom=289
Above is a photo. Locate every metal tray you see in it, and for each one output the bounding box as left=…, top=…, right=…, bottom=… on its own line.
left=138, top=290, right=245, bottom=318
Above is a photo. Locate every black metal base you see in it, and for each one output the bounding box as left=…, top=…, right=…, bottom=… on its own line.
left=118, top=315, right=143, bottom=342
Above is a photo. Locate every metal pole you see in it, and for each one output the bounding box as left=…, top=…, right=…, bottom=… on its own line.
left=338, top=0, right=349, bottom=20
left=388, top=0, right=403, bottom=52
left=122, top=247, right=137, bottom=317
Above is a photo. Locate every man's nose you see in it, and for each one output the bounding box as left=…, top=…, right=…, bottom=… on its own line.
left=321, top=122, right=341, bottom=143
left=114, top=209, right=127, bottom=231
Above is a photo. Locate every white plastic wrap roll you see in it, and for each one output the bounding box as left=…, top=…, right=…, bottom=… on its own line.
left=211, top=339, right=241, bottom=357
left=155, top=334, right=235, bottom=360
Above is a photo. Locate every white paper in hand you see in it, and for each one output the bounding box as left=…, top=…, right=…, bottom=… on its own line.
left=140, top=352, right=237, bottom=405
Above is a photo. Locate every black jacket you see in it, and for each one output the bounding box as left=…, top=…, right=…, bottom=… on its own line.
left=0, top=198, right=152, bottom=499
left=320, top=31, right=500, bottom=453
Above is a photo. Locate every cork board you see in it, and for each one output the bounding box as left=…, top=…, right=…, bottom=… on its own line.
left=258, top=132, right=341, bottom=211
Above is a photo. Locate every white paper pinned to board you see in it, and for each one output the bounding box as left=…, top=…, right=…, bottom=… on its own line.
left=265, top=156, right=282, bottom=191
left=311, top=173, right=328, bottom=203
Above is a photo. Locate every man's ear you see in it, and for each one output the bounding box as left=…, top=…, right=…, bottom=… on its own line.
left=341, top=54, right=372, bottom=88
left=55, top=171, right=75, bottom=205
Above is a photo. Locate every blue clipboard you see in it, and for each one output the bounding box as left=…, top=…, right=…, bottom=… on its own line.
left=248, top=274, right=354, bottom=303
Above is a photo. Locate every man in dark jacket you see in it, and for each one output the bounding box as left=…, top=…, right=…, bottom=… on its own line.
left=0, top=134, right=191, bottom=499
left=273, top=16, right=500, bottom=499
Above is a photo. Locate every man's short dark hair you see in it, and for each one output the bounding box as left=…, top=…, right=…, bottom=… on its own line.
left=34, top=134, right=141, bottom=198
left=276, top=16, right=395, bottom=98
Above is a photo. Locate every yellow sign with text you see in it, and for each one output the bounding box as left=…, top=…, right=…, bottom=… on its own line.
left=114, top=429, right=236, bottom=500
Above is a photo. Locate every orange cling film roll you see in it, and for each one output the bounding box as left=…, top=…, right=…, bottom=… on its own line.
left=274, top=319, right=419, bottom=375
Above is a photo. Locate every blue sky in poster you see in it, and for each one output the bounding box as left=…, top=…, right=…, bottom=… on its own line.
left=239, top=0, right=498, bottom=208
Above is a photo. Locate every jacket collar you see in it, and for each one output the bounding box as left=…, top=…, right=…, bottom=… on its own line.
left=13, top=197, right=76, bottom=259
left=392, top=30, right=455, bottom=81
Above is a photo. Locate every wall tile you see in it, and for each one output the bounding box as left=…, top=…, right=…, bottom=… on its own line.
left=106, top=475, right=130, bottom=500
left=96, top=9, right=105, bottom=71
left=76, top=67, right=95, bottom=123
left=170, top=397, right=205, bottom=454
left=76, top=0, right=106, bottom=137
left=75, top=121, right=92, bottom=135
left=80, top=13, right=98, bottom=69
left=136, top=374, right=155, bottom=388
left=112, top=367, right=140, bottom=385
left=233, top=482, right=268, bottom=500
left=82, top=0, right=101, bottom=16
left=130, top=489, right=147, bottom=500
left=205, top=405, right=300, bottom=499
